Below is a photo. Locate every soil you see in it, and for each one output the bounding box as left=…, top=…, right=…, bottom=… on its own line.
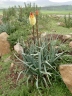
left=5, top=54, right=25, bottom=89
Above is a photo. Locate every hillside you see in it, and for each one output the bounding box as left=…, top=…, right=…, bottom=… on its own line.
left=0, top=0, right=72, bottom=8
left=41, top=5, right=72, bottom=11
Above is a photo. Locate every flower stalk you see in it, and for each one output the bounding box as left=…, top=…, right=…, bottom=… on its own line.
left=33, top=25, right=35, bottom=44
left=29, top=12, right=36, bottom=44
left=36, top=10, right=39, bottom=41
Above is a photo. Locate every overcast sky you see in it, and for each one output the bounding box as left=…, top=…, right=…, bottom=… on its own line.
left=0, top=0, right=72, bottom=2
left=50, top=0, right=72, bottom=2
left=0, top=0, right=72, bottom=8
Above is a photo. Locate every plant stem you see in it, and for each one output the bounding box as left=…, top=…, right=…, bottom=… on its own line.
left=33, top=25, right=35, bottom=44
left=36, top=15, right=38, bottom=41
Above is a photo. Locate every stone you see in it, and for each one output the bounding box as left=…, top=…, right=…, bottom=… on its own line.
left=69, top=41, right=72, bottom=48
left=10, top=63, right=14, bottom=68
left=0, top=32, right=10, bottom=55
left=57, top=22, right=65, bottom=26
left=59, top=64, right=72, bottom=93
left=10, top=63, right=15, bottom=72
left=63, top=35, right=71, bottom=40
left=40, top=32, right=47, bottom=41
left=69, top=33, right=72, bottom=37
left=14, top=43, right=23, bottom=54
left=41, top=32, right=47, bottom=37
left=0, top=32, right=9, bottom=40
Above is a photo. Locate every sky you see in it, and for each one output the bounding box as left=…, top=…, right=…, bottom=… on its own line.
left=49, top=0, right=72, bottom=2
left=0, top=0, right=72, bottom=3
left=0, top=0, right=72, bottom=8
left=0, top=0, right=36, bottom=7
left=1, top=0, right=35, bottom=1
left=0, top=0, right=35, bottom=3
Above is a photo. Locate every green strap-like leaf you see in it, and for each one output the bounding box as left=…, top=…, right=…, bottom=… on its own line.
left=27, top=75, right=31, bottom=87
left=16, top=71, right=23, bottom=83
left=43, top=77, right=48, bottom=87
left=36, top=75, right=38, bottom=89
left=38, top=52, right=41, bottom=71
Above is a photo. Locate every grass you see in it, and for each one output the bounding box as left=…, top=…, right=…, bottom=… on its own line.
left=49, top=20, right=72, bottom=35
left=0, top=9, right=3, bottom=15
left=39, top=14, right=72, bottom=35
left=40, top=10, right=72, bottom=15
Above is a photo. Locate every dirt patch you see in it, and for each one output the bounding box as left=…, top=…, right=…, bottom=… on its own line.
left=6, top=71, right=24, bottom=89
left=5, top=54, right=25, bottom=89
left=47, top=34, right=63, bottom=41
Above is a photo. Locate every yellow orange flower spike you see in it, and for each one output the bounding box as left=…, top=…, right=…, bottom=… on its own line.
left=29, top=12, right=36, bottom=26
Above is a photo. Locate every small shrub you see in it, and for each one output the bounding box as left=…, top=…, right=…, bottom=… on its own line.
left=60, top=54, right=72, bottom=64
left=0, top=22, right=16, bottom=34
left=0, top=23, right=7, bottom=33
left=8, top=27, right=31, bottom=48
left=15, top=39, right=64, bottom=93
left=2, top=7, right=16, bottom=23
left=64, top=13, right=72, bottom=28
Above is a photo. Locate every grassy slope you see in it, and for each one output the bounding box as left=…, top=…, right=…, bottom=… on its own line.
left=0, top=9, right=3, bottom=15
left=41, top=11, right=72, bottom=34
left=49, top=20, right=72, bottom=35
left=40, top=10, right=72, bottom=15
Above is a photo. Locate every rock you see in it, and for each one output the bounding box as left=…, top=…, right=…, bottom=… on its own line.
left=47, top=34, right=63, bottom=41
left=40, top=32, right=47, bottom=41
left=59, top=64, right=72, bottom=93
left=40, top=33, right=63, bottom=42
left=0, top=32, right=10, bottom=55
left=63, top=35, right=71, bottom=40
left=10, top=63, right=15, bottom=72
left=69, top=33, right=72, bottom=37
left=57, top=22, right=65, bottom=26
left=69, top=41, right=72, bottom=48
left=0, top=32, right=9, bottom=40
left=14, top=43, right=23, bottom=54
left=41, top=32, right=47, bottom=37
left=10, top=63, right=14, bottom=69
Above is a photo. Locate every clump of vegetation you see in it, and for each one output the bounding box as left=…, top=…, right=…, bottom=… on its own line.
left=64, top=13, right=72, bottom=28
left=14, top=38, right=64, bottom=95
